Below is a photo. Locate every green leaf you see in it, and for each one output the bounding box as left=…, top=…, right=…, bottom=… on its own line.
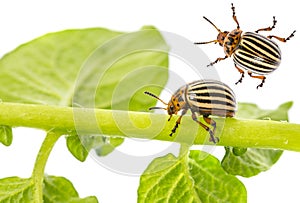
left=43, top=175, right=98, bottom=203
left=94, top=136, right=124, bottom=156
left=232, top=147, right=247, bottom=156
left=222, top=147, right=282, bottom=177
left=0, top=28, right=123, bottom=105
left=0, top=177, right=34, bottom=202
left=138, top=150, right=246, bottom=203
left=66, top=135, right=94, bottom=162
left=236, top=101, right=293, bottom=120
left=0, top=176, right=97, bottom=203
left=222, top=102, right=293, bottom=177
left=0, top=26, right=169, bottom=159
left=72, top=25, right=169, bottom=111
left=66, top=134, right=124, bottom=161
left=0, top=125, right=12, bottom=146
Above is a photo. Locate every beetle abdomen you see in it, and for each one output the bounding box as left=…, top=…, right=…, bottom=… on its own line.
left=186, top=80, right=236, bottom=117
left=233, top=32, right=281, bottom=75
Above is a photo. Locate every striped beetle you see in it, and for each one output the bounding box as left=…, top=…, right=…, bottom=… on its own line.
left=144, top=79, right=236, bottom=143
left=195, top=3, right=296, bottom=88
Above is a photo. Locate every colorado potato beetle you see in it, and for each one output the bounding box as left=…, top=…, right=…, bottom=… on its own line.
left=145, top=79, right=236, bottom=143
left=194, top=3, right=296, bottom=88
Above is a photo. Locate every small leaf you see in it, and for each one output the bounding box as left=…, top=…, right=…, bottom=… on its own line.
left=138, top=150, right=246, bottom=203
left=0, top=125, right=13, bottom=146
left=222, top=147, right=282, bottom=177
left=43, top=175, right=98, bottom=203
left=66, top=135, right=89, bottom=162
left=232, top=147, right=247, bottom=156
left=66, top=134, right=123, bottom=161
left=222, top=102, right=293, bottom=177
left=94, top=137, right=124, bottom=156
left=0, top=177, right=34, bottom=202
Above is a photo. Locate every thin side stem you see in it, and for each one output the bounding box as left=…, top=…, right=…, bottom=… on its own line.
left=31, top=131, right=62, bottom=202
left=0, top=102, right=300, bottom=151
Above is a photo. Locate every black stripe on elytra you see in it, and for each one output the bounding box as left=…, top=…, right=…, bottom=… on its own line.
left=237, top=50, right=276, bottom=65
left=244, top=32, right=280, bottom=53
left=242, top=34, right=280, bottom=59
left=241, top=40, right=280, bottom=63
left=194, top=98, right=236, bottom=108
left=189, top=91, right=235, bottom=102
left=189, top=83, right=234, bottom=97
left=233, top=53, right=276, bottom=73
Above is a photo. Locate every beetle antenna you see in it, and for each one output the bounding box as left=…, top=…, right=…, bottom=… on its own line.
left=144, top=91, right=168, bottom=105
left=203, top=16, right=222, bottom=33
left=149, top=106, right=167, bottom=111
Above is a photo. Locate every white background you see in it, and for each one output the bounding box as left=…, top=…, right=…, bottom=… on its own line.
left=0, top=0, right=299, bottom=202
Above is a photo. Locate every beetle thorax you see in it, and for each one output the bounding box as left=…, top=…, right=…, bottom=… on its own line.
left=223, top=29, right=243, bottom=56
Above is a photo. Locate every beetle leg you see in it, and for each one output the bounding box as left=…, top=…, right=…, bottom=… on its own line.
left=267, top=30, right=296, bottom=42
left=231, top=3, right=240, bottom=29
left=255, top=16, right=277, bottom=33
left=207, top=55, right=228, bottom=67
left=169, top=116, right=182, bottom=136
left=234, top=64, right=245, bottom=85
left=191, top=112, right=218, bottom=143
left=203, top=115, right=219, bottom=143
left=169, top=109, right=188, bottom=137
left=248, top=71, right=266, bottom=89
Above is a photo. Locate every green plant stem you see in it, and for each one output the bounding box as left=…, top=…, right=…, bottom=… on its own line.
left=0, top=102, right=300, bottom=151
left=31, top=131, right=62, bottom=202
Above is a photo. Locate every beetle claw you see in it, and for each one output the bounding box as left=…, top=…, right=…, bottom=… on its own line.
left=208, top=129, right=219, bottom=144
